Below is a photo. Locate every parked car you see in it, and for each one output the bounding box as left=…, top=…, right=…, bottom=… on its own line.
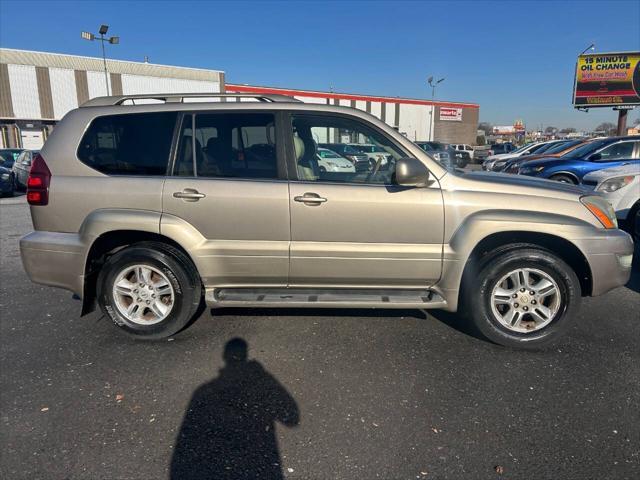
left=489, top=142, right=517, bottom=155
left=0, top=148, right=24, bottom=163
left=474, top=146, right=494, bottom=162
left=582, top=164, right=640, bottom=239
left=316, top=148, right=356, bottom=173
left=450, top=144, right=475, bottom=161
left=12, top=149, right=39, bottom=189
left=483, top=141, right=566, bottom=171
left=347, top=143, right=393, bottom=169
left=414, top=141, right=453, bottom=168
left=318, top=143, right=370, bottom=171
left=0, top=161, right=15, bottom=197
left=446, top=144, right=471, bottom=168
left=501, top=139, right=590, bottom=173
left=517, top=136, right=640, bottom=184
left=19, top=92, right=633, bottom=349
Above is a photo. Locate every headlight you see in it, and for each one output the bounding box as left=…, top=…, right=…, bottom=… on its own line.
left=580, top=195, right=617, bottom=229
left=519, top=165, right=545, bottom=175
left=595, top=175, right=636, bottom=193
left=0, top=173, right=9, bottom=180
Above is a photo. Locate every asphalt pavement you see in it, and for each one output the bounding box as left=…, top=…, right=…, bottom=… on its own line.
left=1, top=192, right=639, bottom=480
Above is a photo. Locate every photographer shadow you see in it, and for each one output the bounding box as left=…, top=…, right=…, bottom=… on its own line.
left=170, top=338, right=299, bottom=480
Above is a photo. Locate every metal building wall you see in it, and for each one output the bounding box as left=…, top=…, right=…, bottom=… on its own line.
left=0, top=48, right=224, bottom=148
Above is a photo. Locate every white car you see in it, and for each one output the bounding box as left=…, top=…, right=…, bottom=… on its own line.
left=450, top=143, right=475, bottom=160
left=582, top=164, right=640, bottom=238
left=347, top=143, right=391, bottom=167
left=316, top=148, right=356, bottom=173
left=483, top=141, right=562, bottom=171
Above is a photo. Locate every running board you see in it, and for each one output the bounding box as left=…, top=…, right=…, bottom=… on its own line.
left=206, top=288, right=447, bottom=309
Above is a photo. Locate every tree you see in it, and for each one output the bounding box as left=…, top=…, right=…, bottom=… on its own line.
left=559, top=127, right=576, bottom=134
left=633, top=118, right=640, bottom=126
left=476, top=135, right=486, bottom=146
left=595, top=122, right=616, bottom=135
left=478, top=122, right=493, bottom=136
left=544, top=126, right=557, bottom=134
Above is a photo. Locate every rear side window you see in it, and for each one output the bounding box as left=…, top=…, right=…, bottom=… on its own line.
left=77, top=112, right=177, bottom=175
left=174, top=112, right=279, bottom=179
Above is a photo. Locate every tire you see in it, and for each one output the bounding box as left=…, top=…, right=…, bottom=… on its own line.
left=549, top=174, right=577, bottom=184
left=463, top=245, right=581, bottom=349
left=97, top=241, right=203, bottom=340
left=622, top=202, right=640, bottom=242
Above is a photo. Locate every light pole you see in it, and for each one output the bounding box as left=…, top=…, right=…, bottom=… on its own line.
left=580, top=43, right=595, bottom=56
left=81, top=25, right=119, bottom=96
left=427, top=76, right=445, bottom=141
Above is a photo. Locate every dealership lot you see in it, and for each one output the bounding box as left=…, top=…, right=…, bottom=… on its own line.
left=1, top=195, right=639, bottom=480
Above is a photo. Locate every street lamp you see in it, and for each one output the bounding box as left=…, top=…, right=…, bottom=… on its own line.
left=427, top=76, right=445, bottom=141
left=81, top=24, right=119, bottom=96
left=580, top=43, right=595, bottom=56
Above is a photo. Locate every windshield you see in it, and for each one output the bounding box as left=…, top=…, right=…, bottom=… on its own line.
left=318, top=149, right=342, bottom=159
left=543, top=140, right=583, bottom=154
left=561, top=139, right=608, bottom=159
left=531, top=142, right=563, bottom=154
left=0, top=152, right=16, bottom=167
left=512, top=143, right=536, bottom=154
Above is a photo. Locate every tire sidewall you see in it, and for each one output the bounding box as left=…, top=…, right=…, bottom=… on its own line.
left=470, top=249, right=580, bottom=348
left=97, top=247, right=196, bottom=339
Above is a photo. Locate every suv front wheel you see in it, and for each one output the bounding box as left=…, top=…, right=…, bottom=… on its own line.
left=97, top=242, right=203, bottom=340
left=464, top=246, right=581, bottom=349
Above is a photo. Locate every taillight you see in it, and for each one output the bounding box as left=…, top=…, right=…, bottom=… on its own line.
left=27, top=153, right=51, bottom=206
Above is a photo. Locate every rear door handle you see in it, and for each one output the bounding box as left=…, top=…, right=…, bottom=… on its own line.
left=294, top=193, right=327, bottom=204
left=173, top=189, right=206, bottom=202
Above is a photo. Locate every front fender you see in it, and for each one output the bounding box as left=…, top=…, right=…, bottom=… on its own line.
left=435, top=209, right=597, bottom=311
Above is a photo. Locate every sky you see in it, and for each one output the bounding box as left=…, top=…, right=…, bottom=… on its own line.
left=1, top=0, right=639, bottom=131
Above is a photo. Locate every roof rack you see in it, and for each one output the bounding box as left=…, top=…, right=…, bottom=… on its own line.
left=80, top=92, right=302, bottom=107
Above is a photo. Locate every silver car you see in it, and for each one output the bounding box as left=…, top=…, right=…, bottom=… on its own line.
left=19, top=93, right=634, bottom=348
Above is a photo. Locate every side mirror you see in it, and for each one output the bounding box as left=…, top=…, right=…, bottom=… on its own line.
left=395, top=157, right=430, bottom=187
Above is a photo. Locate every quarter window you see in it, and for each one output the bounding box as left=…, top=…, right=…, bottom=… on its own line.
left=291, top=114, right=405, bottom=185
left=174, top=113, right=278, bottom=179
left=77, top=112, right=177, bottom=175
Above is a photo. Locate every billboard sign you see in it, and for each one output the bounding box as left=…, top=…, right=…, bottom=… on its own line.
left=439, top=107, right=462, bottom=121
left=573, top=52, right=640, bottom=107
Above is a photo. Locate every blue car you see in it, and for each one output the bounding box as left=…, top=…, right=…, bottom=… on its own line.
left=517, top=136, right=640, bottom=184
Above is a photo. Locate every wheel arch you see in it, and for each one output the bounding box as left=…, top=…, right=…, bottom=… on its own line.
left=81, top=229, right=198, bottom=316
left=547, top=170, right=580, bottom=184
left=460, top=231, right=593, bottom=299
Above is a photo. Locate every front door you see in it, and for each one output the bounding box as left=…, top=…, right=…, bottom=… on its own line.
left=286, top=112, right=444, bottom=288
left=162, top=111, right=290, bottom=288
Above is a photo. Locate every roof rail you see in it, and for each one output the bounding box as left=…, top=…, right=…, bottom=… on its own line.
left=80, top=92, right=302, bottom=107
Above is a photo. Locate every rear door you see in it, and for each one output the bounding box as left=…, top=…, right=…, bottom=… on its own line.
left=285, top=112, right=444, bottom=288
left=162, top=111, right=290, bottom=288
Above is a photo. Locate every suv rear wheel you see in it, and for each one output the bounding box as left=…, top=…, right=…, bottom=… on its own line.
left=464, top=245, right=581, bottom=349
left=97, top=242, right=203, bottom=340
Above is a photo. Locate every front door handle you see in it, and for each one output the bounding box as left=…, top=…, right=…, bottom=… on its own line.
left=294, top=193, right=327, bottom=205
left=173, top=189, right=206, bottom=202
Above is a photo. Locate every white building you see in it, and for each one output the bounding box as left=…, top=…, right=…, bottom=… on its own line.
left=0, top=48, right=224, bottom=148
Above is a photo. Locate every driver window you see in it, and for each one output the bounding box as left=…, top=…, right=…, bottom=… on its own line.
left=291, top=114, right=405, bottom=185
left=594, top=141, right=635, bottom=161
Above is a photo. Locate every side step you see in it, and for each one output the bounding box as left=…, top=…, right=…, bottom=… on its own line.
left=206, top=288, right=447, bottom=309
